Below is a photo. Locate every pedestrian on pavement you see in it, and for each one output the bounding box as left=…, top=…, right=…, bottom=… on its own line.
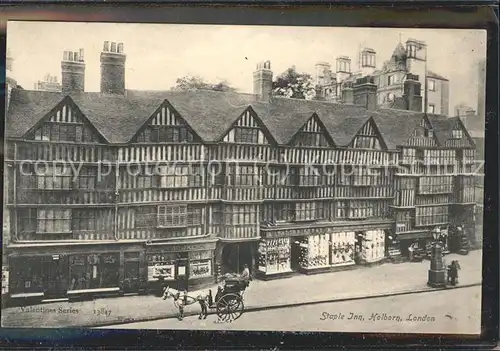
left=449, top=260, right=459, bottom=286
left=408, top=242, right=415, bottom=261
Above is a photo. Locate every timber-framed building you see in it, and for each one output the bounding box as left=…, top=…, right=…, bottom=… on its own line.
left=4, top=43, right=477, bottom=302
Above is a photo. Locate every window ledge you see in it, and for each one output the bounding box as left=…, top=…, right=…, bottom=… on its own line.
left=35, top=231, right=72, bottom=235
left=156, top=225, right=188, bottom=229
left=67, top=287, right=120, bottom=295
left=10, top=292, right=45, bottom=298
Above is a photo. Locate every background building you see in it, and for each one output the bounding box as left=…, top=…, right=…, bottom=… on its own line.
left=33, top=74, right=62, bottom=92
left=315, top=38, right=450, bottom=115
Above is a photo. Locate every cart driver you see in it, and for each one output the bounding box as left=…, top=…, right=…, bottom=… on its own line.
left=239, top=264, right=251, bottom=288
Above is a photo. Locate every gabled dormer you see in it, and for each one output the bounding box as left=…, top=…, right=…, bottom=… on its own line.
left=131, top=101, right=200, bottom=143
left=290, top=113, right=334, bottom=148
left=405, top=115, right=439, bottom=147
left=444, top=118, right=475, bottom=148
left=25, top=97, right=106, bottom=143
left=220, top=108, right=272, bottom=144
left=348, top=117, right=385, bottom=150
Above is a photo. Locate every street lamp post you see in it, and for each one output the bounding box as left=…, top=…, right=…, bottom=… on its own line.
left=428, top=227, right=446, bottom=287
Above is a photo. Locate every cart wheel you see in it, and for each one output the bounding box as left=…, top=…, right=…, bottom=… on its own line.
left=216, top=293, right=244, bottom=322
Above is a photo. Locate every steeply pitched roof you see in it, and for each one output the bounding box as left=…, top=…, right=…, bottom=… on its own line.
left=6, top=87, right=463, bottom=150
left=459, top=114, right=485, bottom=135
left=427, top=70, right=449, bottom=81
left=7, top=90, right=67, bottom=140
left=391, top=43, right=407, bottom=61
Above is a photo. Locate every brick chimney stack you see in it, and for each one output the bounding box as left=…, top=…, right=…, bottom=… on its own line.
left=61, top=48, right=85, bottom=94
left=353, top=76, right=377, bottom=110
left=100, top=41, right=126, bottom=95
left=403, top=73, right=423, bottom=112
left=253, top=61, right=273, bottom=102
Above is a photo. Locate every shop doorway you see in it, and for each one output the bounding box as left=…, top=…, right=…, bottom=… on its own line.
left=43, top=255, right=69, bottom=299
left=221, top=243, right=254, bottom=274
left=290, top=237, right=305, bottom=271
left=123, top=261, right=140, bottom=293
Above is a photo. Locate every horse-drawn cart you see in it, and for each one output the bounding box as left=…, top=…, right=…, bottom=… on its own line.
left=162, top=275, right=249, bottom=322
left=208, top=278, right=248, bottom=322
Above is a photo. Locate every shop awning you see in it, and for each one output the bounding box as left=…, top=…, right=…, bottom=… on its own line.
left=219, top=237, right=261, bottom=243
left=396, top=231, right=431, bottom=241
left=145, top=239, right=218, bottom=252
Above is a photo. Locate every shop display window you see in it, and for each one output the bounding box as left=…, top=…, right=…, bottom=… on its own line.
left=9, top=257, right=44, bottom=294
left=330, top=231, right=355, bottom=266
left=147, top=252, right=177, bottom=282
left=68, top=253, right=119, bottom=291
left=361, top=230, right=386, bottom=263
left=189, top=251, right=212, bottom=278
left=258, top=238, right=291, bottom=274
left=307, top=234, right=330, bottom=268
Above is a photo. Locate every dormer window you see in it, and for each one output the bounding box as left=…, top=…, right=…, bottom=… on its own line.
left=452, top=129, right=463, bottom=139
left=424, top=128, right=434, bottom=138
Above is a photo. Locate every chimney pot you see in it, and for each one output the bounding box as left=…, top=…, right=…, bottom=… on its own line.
left=118, top=43, right=124, bottom=53
left=103, top=41, right=109, bottom=52
left=100, top=41, right=126, bottom=95
left=79, top=48, right=84, bottom=62
left=61, top=48, right=85, bottom=94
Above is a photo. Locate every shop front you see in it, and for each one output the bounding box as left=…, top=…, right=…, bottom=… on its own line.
left=356, top=230, right=386, bottom=264
left=296, top=231, right=356, bottom=273
left=7, top=245, right=123, bottom=303
left=260, top=222, right=392, bottom=276
left=395, top=230, right=432, bottom=259
left=256, top=237, right=292, bottom=279
left=145, top=240, right=217, bottom=292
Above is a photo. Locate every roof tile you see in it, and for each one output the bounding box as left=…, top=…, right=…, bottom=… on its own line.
left=6, top=88, right=462, bottom=150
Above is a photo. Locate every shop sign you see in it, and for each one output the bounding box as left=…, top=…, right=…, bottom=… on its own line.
left=148, top=264, right=175, bottom=281
left=148, top=242, right=216, bottom=253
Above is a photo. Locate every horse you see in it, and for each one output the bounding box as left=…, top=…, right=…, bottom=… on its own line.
left=162, top=286, right=210, bottom=321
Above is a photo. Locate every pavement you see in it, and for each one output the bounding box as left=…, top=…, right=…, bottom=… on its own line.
left=111, top=285, right=482, bottom=335
left=1, top=250, right=482, bottom=328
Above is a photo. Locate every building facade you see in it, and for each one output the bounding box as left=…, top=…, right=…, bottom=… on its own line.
left=4, top=42, right=477, bottom=303
left=33, top=74, right=62, bottom=92
left=315, top=39, right=450, bottom=116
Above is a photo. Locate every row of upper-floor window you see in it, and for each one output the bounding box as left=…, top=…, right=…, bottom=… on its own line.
left=16, top=199, right=393, bottom=235
left=16, top=164, right=398, bottom=191
left=400, top=148, right=474, bottom=164
left=25, top=119, right=462, bottom=150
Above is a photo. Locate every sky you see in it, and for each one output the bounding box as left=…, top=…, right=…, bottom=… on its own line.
left=7, top=21, right=487, bottom=114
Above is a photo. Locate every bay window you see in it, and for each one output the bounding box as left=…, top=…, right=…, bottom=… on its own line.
left=159, top=166, right=189, bottom=188
left=336, top=200, right=349, bottom=219
left=157, top=204, right=188, bottom=228
left=298, top=166, right=320, bottom=186
left=234, top=127, right=259, bottom=144
left=419, top=176, right=453, bottom=194
left=37, top=165, right=72, bottom=190
left=415, top=205, right=449, bottom=226
left=295, top=202, right=316, bottom=221
left=225, top=205, right=258, bottom=225
left=228, top=165, right=260, bottom=187
left=348, top=200, right=373, bottom=219
left=37, top=209, right=72, bottom=234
